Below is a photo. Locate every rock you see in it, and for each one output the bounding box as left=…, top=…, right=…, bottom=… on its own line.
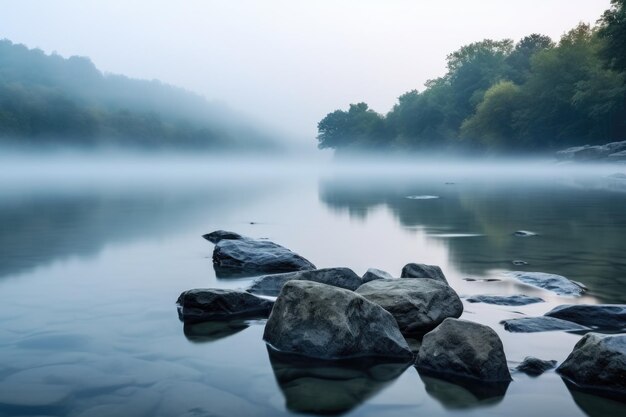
left=544, top=304, right=626, bottom=331
left=355, top=278, right=463, bottom=334
left=263, top=281, right=412, bottom=360
left=416, top=318, right=511, bottom=382
left=247, top=267, right=362, bottom=296
left=506, top=271, right=586, bottom=296
left=362, top=268, right=393, bottom=283
left=465, top=295, right=544, bottom=306
left=558, top=333, right=626, bottom=398
left=513, top=230, right=536, bottom=237
left=515, top=357, right=557, bottom=376
left=176, top=289, right=274, bottom=323
left=401, top=263, right=448, bottom=284
left=556, top=140, right=626, bottom=162
left=208, top=231, right=316, bottom=277
left=512, top=260, right=528, bottom=266
left=501, top=317, right=590, bottom=333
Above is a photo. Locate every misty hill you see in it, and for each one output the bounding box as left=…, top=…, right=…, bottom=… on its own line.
left=0, top=39, right=277, bottom=150
left=317, top=0, right=626, bottom=154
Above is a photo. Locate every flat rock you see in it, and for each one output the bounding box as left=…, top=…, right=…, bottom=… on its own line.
left=501, top=317, right=590, bottom=333
left=513, top=230, right=536, bottom=237
left=416, top=318, right=511, bottom=382
left=558, top=333, right=626, bottom=398
left=401, top=263, right=448, bottom=284
left=515, top=357, right=557, bottom=376
left=248, top=267, right=362, bottom=296
left=466, top=295, right=544, bottom=306
left=263, top=280, right=412, bottom=360
left=506, top=271, right=586, bottom=296
left=356, top=278, right=463, bottom=334
left=544, top=304, right=626, bottom=331
left=176, top=288, right=274, bottom=323
left=362, top=268, right=393, bottom=283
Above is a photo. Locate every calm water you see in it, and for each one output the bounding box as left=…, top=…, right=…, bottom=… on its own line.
left=1, top=158, right=625, bottom=417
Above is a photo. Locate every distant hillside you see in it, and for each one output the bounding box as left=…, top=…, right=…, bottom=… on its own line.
left=0, top=39, right=277, bottom=150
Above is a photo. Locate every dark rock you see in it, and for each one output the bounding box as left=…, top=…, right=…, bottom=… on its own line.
left=545, top=304, right=626, bottom=331
left=362, top=268, right=393, bottom=283
left=416, top=318, right=511, bottom=382
left=507, top=271, right=586, bottom=296
left=176, top=288, right=273, bottom=323
left=202, top=230, right=244, bottom=244
left=248, top=267, right=362, bottom=297
left=513, top=230, right=536, bottom=237
left=463, top=277, right=501, bottom=282
left=515, top=357, right=557, bottom=376
left=356, top=278, right=463, bottom=334
left=401, top=263, right=448, bottom=284
left=558, top=333, right=626, bottom=399
left=263, top=281, right=412, bottom=360
left=501, top=317, right=590, bottom=333
left=466, top=295, right=544, bottom=306
left=512, top=260, right=528, bottom=266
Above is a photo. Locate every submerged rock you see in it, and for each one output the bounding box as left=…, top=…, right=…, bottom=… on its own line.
left=466, top=295, right=544, bottom=306
left=545, top=304, right=626, bottom=331
left=501, top=317, right=590, bottom=333
left=248, top=267, right=363, bottom=296
left=416, top=318, right=511, bottom=382
left=507, top=271, right=586, bottom=296
left=362, top=268, right=394, bottom=283
left=401, top=263, right=448, bottom=284
left=512, top=260, right=528, bottom=266
left=558, top=333, right=626, bottom=399
left=176, top=289, right=273, bottom=323
left=355, top=278, right=463, bottom=334
left=515, top=357, right=557, bottom=376
left=263, top=281, right=412, bottom=360
left=513, top=230, right=536, bottom=237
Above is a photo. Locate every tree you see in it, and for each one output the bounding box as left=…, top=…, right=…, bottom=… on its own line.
left=506, top=34, right=554, bottom=83
left=317, top=103, right=388, bottom=150
left=597, top=0, right=626, bottom=72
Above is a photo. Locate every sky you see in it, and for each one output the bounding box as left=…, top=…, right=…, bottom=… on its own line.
left=0, top=0, right=612, bottom=142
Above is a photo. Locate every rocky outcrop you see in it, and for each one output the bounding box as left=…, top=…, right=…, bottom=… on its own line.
left=401, top=263, right=448, bottom=284
left=362, top=268, right=393, bottom=283
left=506, top=271, right=586, bottom=296
left=544, top=304, right=626, bottom=331
left=355, top=278, right=463, bottom=334
left=466, top=295, right=544, bottom=306
left=176, top=288, right=273, bottom=323
left=416, top=318, right=511, bottom=382
left=263, top=281, right=412, bottom=360
left=247, top=267, right=363, bottom=296
left=515, top=357, right=557, bottom=376
left=501, top=317, right=590, bottom=333
left=556, top=140, right=626, bottom=162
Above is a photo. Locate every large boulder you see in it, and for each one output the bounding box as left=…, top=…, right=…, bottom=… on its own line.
left=263, top=281, right=412, bottom=360
left=401, top=263, right=448, bottom=284
left=558, top=333, right=626, bottom=398
left=355, top=278, right=463, bottom=334
left=506, top=271, right=586, bottom=296
left=206, top=230, right=316, bottom=277
left=416, top=318, right=511, bottom=382
left=466, top=295, right=544, bottom=306
left=248, top=268, right=363, bottom=296
left=362, top=268, right=393, bottom=283
left=176, top=289, right=274, bottom=323
left=501, top=317, right=590, bottom=333
left=544, top=304, right=626, bottom=332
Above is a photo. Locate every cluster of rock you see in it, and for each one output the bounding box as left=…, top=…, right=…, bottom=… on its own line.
left=555, top=140, right=626, bottom=162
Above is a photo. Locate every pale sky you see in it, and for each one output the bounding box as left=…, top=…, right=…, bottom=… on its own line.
left=0, top=0, right=612, bottom=141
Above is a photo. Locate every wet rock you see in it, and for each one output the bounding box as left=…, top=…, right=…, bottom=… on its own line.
left=248, top=267, right=363, bottom=296
left=463, top=277, right=501, bottom=282
left=507, top=271, right=586, bottom=296
left=208, top=230, right=316, bottom=277
left=515, top=357, right=557, bottom=376
left=466, top=295, right=544, bottom=306
left=176, top=288, right=273, bottom=323
left=416, top=318, right=511, bottom=382
left=501, top=317, right=590, bottom=333
left=401, top=263, right=448, bottom=284
left=512, top=260, right=528, bottom=266
left=263, top=281, right=412, bottom=360
left=513, top=230, right=536, bottom=237
left=558, top=333, right=626, bottom=399
left=356, top=278, right=463, bottom=334
left=556, top=140, right=626, bottom=162
left=544, top=304, right=626, bottom=331
left=362, top=268, right=394, bottom=283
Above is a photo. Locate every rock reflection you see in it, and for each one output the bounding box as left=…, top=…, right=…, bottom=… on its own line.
left=267, top=348, right=410, bottom=415
left=182, top=320, right=250, bottom=343
left=564, top=382, right=626, bottom=417
left=418, top=370, right=509, bottom=409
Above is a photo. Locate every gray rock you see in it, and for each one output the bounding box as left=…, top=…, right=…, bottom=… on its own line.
left=362, top=268, right=394, bottom=283
left=556, top=140, right=626, bottom=162
left=176, top=288, right=273, bottom=323
left=263, top=281, right=412, bottom=360
left=558, top=333, right=626, bottom=398
left=248, top=267, right=362, bottom=296
left=356, top=278, right=463, bottom=334
left=512, top=260, right=528, bottom=266
left=501, top=317, right=590, bottom=333
left=608, top=150, right=626, bottom=161
left=513, top=230, right=536, bottom=237
left=401, top=263, right=448, bottom=284
left=416, top=318, right=511, bottom=382
left=208, top=231, right=316, bottom=277
left=466, top=295, right=544, bottom=306
left=515, top=357, right=557, bottom=376
left=545, top=304, right=626, bottom=331
left=506, top=271, right=586, bottom=296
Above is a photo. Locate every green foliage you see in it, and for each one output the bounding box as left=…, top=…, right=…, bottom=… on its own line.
left=317, top=103, right=389, bottom=150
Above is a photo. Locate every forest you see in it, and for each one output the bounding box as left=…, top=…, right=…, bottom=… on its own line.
left=317, top=0, right=626, bottom=154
